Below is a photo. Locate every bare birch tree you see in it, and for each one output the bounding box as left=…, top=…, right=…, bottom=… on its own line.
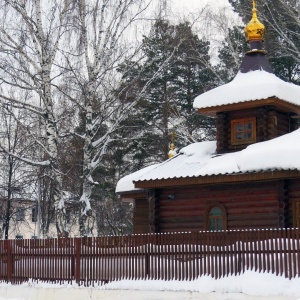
left=58, top=0, right=184, bottom=236
left=0, top=0, right=72, bottom=237
left=0, top=104, right=32, bottom=239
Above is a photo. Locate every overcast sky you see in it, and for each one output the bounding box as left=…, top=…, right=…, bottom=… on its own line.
left=172, top=0, right=231, bottom=12
left=158, top=0, right=239, bottom=27
left=136, top=0, right=240, bottom=63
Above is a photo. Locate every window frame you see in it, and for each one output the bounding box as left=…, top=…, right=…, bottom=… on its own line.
left=15, top=208, right=25, bottom=222
left=231, top=117, right=256, bottom=145
left=32, top=207, right=38, bottom=223
left=205, top=203, right=227, bottom=231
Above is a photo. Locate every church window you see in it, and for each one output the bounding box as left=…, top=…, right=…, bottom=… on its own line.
left=205, top=203, right=227, bottom=231
left=231, top=117, right=256, bottom=145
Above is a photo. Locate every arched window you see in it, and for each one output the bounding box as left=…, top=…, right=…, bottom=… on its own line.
left=205, top=204, right=227, bottom=231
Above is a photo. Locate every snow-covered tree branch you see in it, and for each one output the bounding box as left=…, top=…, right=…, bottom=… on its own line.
left=0, top=0, right=72, bottom=237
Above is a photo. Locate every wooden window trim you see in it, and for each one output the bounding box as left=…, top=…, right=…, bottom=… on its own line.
left=205, top=203, right=227, bottom=231
left=231, top=117, right=256, bottom=145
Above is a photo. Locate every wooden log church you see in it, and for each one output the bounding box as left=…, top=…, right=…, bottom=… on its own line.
left=116, top=1, right=300, bottom=234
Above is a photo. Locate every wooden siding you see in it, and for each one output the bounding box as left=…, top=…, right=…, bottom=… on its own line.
left=288, top=179, right=300, bottom=227
left=216, top=112, right=228, bottom=153
left=132, top=180, right=300, bottom=234
left=134, top=198, right=150, bottom=234
left=216, top=107, right=296, bottom=153
left=148, top=189, right=160, bottom=233
left=140, top=181, right=282, bottom=233
left=267, top=110, right=296, bottom=138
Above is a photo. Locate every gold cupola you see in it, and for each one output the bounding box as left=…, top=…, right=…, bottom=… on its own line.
left=245, top=0, right=265, bottom=42
left=168, top=130, right=176, bottom=159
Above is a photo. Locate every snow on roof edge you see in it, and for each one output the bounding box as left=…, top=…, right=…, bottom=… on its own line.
left=134, top=167, right=299, bottom=183
left=193, top=70, right=300, bottom=110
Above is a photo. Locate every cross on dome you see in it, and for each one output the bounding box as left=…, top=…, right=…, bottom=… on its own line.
left=245, top=0, right=265, bottom=42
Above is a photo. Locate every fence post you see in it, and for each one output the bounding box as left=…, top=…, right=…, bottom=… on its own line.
left=145, top=242, right=150, bottom=279
left=74, top=238, right=81, bottom=284
left=6, top=240, right=13, bottom=283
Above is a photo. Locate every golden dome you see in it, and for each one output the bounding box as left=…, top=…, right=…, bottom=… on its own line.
left=168, top=143, right=175, bottom=159
left=168, top=130, right=176, bottom=159
left=245, top=0, right=265, bottom=41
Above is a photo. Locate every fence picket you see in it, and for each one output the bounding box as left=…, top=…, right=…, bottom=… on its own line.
left=0, top=228, right=299, bottom=285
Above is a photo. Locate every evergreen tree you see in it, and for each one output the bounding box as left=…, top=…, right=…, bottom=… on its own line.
left=118, top=20, right=216, bottom=164
left=170, top=22, right=216, bottom=145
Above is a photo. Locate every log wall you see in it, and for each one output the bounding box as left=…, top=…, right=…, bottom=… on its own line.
left=134, top=198, right=150, bottom=234
left=216, top=107, right=296, bottom=153
left=132, top=179, right=300, bottom=234
left=157, top=181, right=282, bottom=232
left=288, top=178, right=300, bottom=227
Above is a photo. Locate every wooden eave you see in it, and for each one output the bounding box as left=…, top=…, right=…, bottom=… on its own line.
left=197, top=97, right=300, bottom=116
left=134, top=170, right=300, bottom=189
left=118, top=190, right=146, bottom=202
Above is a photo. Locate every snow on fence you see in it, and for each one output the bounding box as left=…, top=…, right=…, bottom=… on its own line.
left=0, top=228, right=299, bottom=285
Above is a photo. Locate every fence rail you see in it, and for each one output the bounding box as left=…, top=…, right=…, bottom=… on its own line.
left=0, top=228, right=299, bottom=285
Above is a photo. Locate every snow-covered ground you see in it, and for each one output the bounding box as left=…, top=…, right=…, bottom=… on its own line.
left=1, top=271, right=300, bottom=300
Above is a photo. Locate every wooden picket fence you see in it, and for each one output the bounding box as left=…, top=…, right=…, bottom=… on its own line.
left=0, top=228, right=299, bottom=285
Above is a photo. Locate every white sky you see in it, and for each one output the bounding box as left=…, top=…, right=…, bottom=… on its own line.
left=172, top=0, right=231, bottom=12
left=162, top=0, right=242, bottom=61
left=157, top=0, right=236, bottom=22
left=133, top=0, right=242, bottom=66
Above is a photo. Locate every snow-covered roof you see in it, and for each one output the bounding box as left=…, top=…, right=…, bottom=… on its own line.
left=193, top=70, right=300, bottom=109
left=116, top=164, right=160, bottom=193
left=116, top=129, right=300, bottom=193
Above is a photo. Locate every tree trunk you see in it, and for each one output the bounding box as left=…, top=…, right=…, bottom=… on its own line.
left=4, top=158, right=13, bottom=240
left=43, top=71, right=68, bottom=237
